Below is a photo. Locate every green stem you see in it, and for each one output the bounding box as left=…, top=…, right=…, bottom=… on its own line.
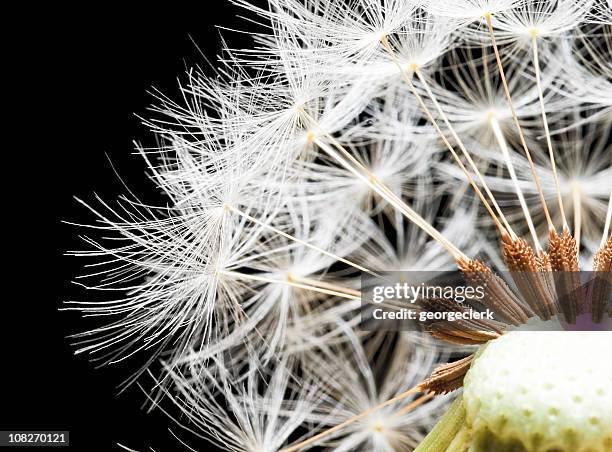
left=415, top=394, right=469, bottom=452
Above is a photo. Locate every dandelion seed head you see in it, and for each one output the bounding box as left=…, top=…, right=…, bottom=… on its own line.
left=68, top=0, right=612, bottom=449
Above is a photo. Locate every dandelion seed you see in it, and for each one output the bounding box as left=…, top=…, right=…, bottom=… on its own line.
left=68, top=1, right=612, bottom=450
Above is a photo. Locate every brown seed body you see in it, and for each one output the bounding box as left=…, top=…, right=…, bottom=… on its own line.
left=457, top=258, right=532, bottom=325
left=420, top=354, right=475, bottom=395
left=502, top=236, right=557, bottom=320
left=548, top=229, right=582, bottom=323
left=592, top=237, right=612, bottom=323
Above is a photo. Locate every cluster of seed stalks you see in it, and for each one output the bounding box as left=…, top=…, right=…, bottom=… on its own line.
left=70, top=1, right=611, bottom=451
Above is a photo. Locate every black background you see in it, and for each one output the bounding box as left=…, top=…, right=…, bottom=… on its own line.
left=2, top=3, right=265, bottom=451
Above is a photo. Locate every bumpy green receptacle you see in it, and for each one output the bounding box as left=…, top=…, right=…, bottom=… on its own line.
left=416, top=332, right=612, bottom=452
